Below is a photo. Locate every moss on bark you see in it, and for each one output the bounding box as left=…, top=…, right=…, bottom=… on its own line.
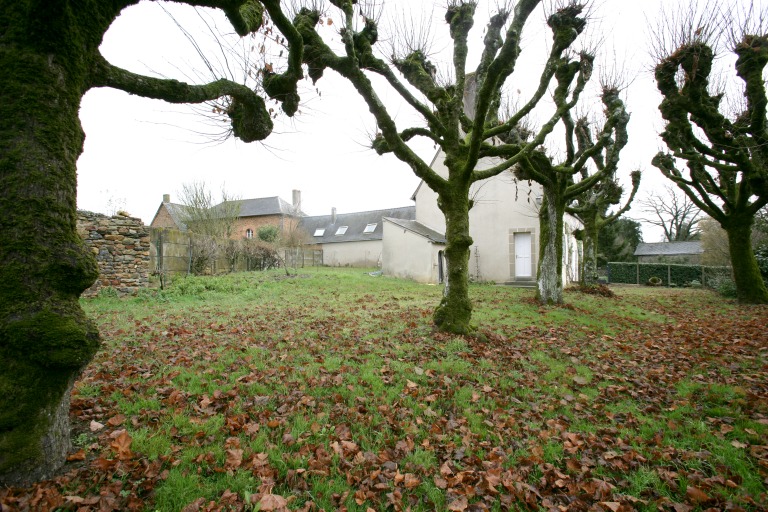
left=1, top=0, right=282, bottom=485
left=433, top=190, right=474, bottom=335
left=536, top=192, right=565, bottom=304
left=724, top=217, right=768, bottom=304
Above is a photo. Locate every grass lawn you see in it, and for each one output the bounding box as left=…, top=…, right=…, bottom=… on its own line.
left=2, top=268, right=766, bottom=511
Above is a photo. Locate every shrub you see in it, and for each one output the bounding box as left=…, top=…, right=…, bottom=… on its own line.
left=756, top=244, right=768, bottom=280
left=710, top=274, right=737, bottom=298
left=258, top=225, right=279, bottom=243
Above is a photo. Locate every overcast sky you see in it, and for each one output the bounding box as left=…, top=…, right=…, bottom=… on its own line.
left=76, top=0, right=750, bottom=242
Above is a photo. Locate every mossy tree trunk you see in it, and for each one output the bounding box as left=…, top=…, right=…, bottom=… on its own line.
left=580, top=215, right=599, bottom=287
left=723, top=215, right=768, bottom=303
left=290, top=1, right=599, bottom=332
left=536, top=191, right=566, bottom=304
left=653, top=26, right=768, bottom=304
left=434, top=187, right=473, bottom=334
left=568, top=171, right=641, bottom=288
left=0, top=6, right=103, bottom=484
left=514, top=79, right=632, bottom=305
left=1, top=0, right=299, bottom=485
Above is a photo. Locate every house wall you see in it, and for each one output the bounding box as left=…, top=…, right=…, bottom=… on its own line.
left=638, top=254, right=702, bottom=265
left=414, top=154, right=546, bottom=283
left=321, top=240, right=383, bottom=267
left=382, top=221, right=444, bottom=283
left=150, top=204, right=178, bottom=229
left=232, top=214, right=285, bottom=240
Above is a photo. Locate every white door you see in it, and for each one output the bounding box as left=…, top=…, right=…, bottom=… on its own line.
left=515, top=232, right=532, bottom=278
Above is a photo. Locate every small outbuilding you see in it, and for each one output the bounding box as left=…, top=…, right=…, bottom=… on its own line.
left=634, top=241, right=704, bottom=264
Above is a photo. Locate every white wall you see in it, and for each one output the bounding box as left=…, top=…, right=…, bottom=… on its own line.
left=321, top=240, right=382, bottom=267
left=382, top=220, right=444, bottom=283
left=414, top=150, right=546, bottom=283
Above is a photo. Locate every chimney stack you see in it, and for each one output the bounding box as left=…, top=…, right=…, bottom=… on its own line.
left=331, top=207, right=337, bottom=224
left=163, top=194, right=170, bottom=203
left=292, top=189, right=301, bottom=212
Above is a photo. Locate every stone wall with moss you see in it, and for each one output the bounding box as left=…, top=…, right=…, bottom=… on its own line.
left=76, top=211, right=150, bottom=296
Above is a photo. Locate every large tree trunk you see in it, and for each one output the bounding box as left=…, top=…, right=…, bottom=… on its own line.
left=580, top=216, right=599, bottom=287
left=433, top=192, right=474, bottom=334
left=0, top=27, right=101, bottom=485
left=537, top=191, right=565, bottom=304
left=723, top=216, right=768, bottom=304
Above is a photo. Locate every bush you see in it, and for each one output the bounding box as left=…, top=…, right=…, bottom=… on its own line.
left=647, top=276, right=662, bottom=286
left=756, top=244, right=768, bottom=280
left=710, top=274, right=737, bottom=298
left=258, top=225, right=279, bottom=243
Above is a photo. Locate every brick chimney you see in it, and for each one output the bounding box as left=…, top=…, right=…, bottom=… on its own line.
left=163, top=194, right=170, bottom=203
left=292, top=189, right=301, bottom=212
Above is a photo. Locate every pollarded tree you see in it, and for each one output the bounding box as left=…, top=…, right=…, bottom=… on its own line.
left=651, top=1, right=768, bottom=303
left=0, top=0, right=303, bottom=485
left=568, top=169, right=640, bottom=286
left=285, top=0, right=599, bottom=331
left=515, top=85, right=631, bottom=303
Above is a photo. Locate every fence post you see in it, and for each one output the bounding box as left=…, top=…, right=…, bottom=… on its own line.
left=668, top=265, right=671, bottom=286
left=187, top=236, right=192, bottom=275
left=636, top=263, right=640, bottom=285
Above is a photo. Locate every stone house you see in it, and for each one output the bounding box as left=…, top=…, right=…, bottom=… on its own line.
left=150, top=190, right=303, bottom=240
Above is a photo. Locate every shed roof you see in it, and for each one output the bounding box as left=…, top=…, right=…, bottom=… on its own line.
left=634, top=241, right=703, bottom=256
left=384, top=217, right=446, bottom=244
left=300, top=206, right=415, bottom=244
left=158, top=202, right=192, bottom=231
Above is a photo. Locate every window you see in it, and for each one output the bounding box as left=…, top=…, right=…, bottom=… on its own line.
left=245, top=228, right=253, bottom=239
left=314, top=228, right=325, bottom=236
left=335, top=226, right=348, bottom=235
left=363, top=223, right=377, bottom=234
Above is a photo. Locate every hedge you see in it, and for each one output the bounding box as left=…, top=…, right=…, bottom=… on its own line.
left=607, top=262, right=732, bottom=286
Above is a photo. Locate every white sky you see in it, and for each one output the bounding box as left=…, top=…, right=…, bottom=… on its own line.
left=75, top=0, right=749, bottom=242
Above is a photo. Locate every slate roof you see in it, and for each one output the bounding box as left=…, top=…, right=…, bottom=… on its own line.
left=300, top=206, right=416, bottom=244
left=159, top=202, right=192, bottom=231
left=634, top=241, right=703, bottom=256
left=384, top=217, right=446, bottom=244
left=219, top=197, right=302, bottom=217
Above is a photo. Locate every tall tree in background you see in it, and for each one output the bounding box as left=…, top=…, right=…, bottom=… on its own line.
left=285, top=0, right=603, bottom=328
left=178, top=181, right=241, bottom=274
left=567, top=169, right=640, bottom=286
left=637, top=184, right=702, bottom=242
left=597, top=217, right=643, bottom=266
left=515, top=86, right=632, bottom=303
left=0, top=0, right=302, bottom=484
left=651, top=1, right=768, bottom=303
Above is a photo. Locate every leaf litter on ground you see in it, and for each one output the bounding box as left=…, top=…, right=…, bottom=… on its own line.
left=1, top=269, right=766, bottom=511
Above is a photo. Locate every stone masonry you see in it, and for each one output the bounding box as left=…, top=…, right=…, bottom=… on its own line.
left=77, top=211, right=151, bottom=296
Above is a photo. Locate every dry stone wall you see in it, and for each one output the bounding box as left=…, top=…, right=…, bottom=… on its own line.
left=77, top=211, right=151, bottom=296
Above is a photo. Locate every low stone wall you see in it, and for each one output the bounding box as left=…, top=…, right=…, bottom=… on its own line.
left=77, top=211, right=151, bottom=296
